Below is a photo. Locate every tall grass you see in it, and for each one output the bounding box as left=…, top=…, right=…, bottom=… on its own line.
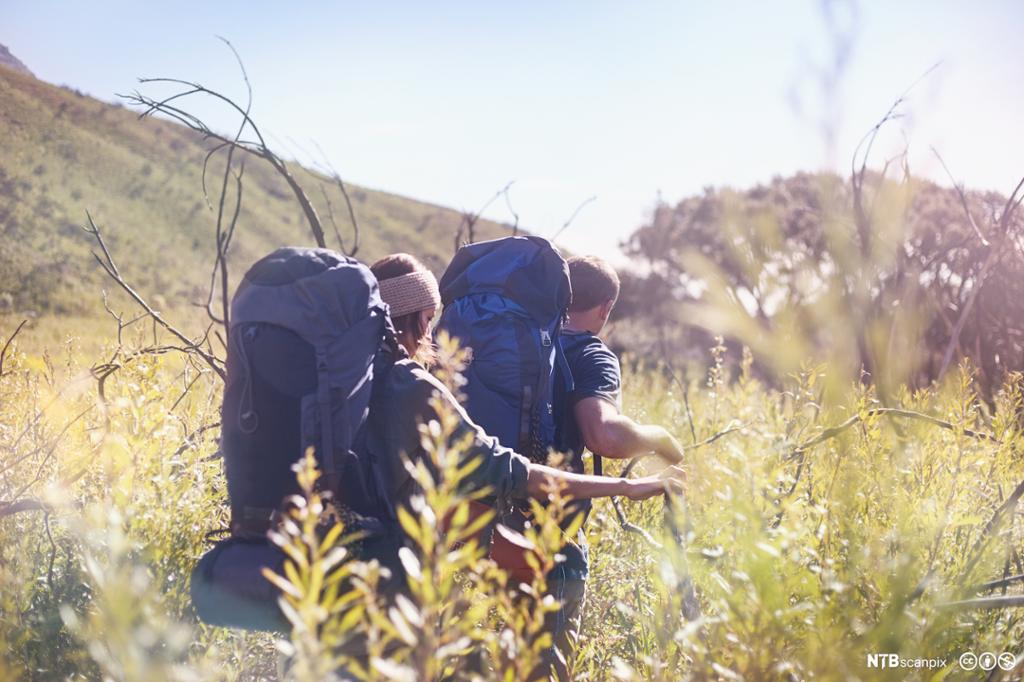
left=2, top=324, right=1021, bottom=680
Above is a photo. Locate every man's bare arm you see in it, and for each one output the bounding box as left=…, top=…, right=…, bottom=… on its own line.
left=574, top=396, right=684, bottom=463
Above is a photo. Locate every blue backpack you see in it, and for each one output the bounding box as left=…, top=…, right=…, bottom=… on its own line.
left=437, top=236, right=572, bottom=461
left=192, top=247, right=402, bottom=631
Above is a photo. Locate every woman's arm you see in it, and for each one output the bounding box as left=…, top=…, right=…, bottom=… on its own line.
left=403, top=366, right=684, bottom=504
left=525, top=462, right=685, bottom=501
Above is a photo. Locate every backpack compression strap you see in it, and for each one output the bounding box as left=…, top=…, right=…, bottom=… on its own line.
left=316, top=308, right=405, bottom=484
left=315, top=348, right=338, bottom=477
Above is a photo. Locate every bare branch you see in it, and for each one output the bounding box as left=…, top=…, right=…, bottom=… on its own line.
left=939, top=595, right=1024, bottom=611
left=312, top=141, right=361, bottom=257
left=200, top=141, right=233, bottom=203
left=2, top=406, right=93, bottom=506
left=936, top=173, right=1024, bottom=379
left=214, top=159, right=245, bottom=332
left=937, top=250, right=997, bottom=379
left=850, top=62, right=941, bottom=255
left=121, top=42, right=326, bottom=248
left=455, top=181, right=516, bottom=251
left=200, top=42, right=252, bottom=336
left=169, top=371, right=206, bottom=413
left=0, top=498, right=51, bottom=518
left=787, top=406, right=999, bottom=459
left=171, top=421, right=221, bottom=459
left=83, top=213, right=226, bottom=380
left=550, top=195, right=597, bottom=242
left=972, top=572, right=1024, bottom=594
left=0, top=403, right=92, bottom=504
left=958, top=471, right=1024, bottom=583
left=664, top=361, right=698, bottom=443
left=318, top=185, right=347, bottom=253
left=216, top=35, right=253, bottom=110
left=611, top=423, right=745, bottom=548
left=931, top=146, right=989, bottom=246
left=771, top=406, right=1001, bottom=529
left=0, top=319, right=28, bottom=377
left=503, top=183, right=520, bottom=236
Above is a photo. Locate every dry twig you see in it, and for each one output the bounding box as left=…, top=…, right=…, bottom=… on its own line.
left=550, top=195, right=597, bottom=242
left=121, top=39, right=327, bottom=248
left=0, top=319, right=28, bottom=377
left=83, top=213, right=226, bottom=380
left=612, top=423, right=745, bottom=548
left=454, top=181, right=515, bottom=251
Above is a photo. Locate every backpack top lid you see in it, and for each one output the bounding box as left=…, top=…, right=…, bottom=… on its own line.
left=231, top=247, right=389, bottom=377
left=439, top=236, right=572, bottom=323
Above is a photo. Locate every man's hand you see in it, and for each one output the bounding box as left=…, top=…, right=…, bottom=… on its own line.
left=621, top=465, right=686, bottom=500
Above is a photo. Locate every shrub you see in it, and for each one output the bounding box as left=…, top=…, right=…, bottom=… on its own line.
left=1, top=330, right=1022, bottom=680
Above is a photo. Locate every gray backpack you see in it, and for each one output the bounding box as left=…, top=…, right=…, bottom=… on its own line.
left=192, top=247, right=402, bottom=631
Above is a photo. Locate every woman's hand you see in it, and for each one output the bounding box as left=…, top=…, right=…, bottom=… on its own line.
left=525, top=462, right=687, bottom=502
left=621, top=464, right=687, bottom=501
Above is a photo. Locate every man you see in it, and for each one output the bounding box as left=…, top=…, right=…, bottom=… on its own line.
left=545, top=254, right=686, bottom=678
left=557, top=255, right=685, bottom=467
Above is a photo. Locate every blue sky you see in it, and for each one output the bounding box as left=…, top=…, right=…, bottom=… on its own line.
left=4, top=1, right=1022, bottom=259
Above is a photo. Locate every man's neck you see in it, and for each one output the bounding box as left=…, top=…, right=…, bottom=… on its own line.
left=564, top=317, right=596, bottom=335
left=566, top=306, right=609, bottom=335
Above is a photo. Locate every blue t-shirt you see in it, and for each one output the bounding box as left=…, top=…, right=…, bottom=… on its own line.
left=550, top=330, right=622, bottom=579
left=554, top=331, right=623, bottom=472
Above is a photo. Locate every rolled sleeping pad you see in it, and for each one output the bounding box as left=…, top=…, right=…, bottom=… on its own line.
left=190, top=537, right=289, bottom=633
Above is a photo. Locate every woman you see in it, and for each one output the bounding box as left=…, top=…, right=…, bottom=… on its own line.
left=364, top=252, right=683, bottom=506
left=370, top=253, right=438, bottom=363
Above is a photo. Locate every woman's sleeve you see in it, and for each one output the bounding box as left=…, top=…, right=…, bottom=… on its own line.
left=400, top=365, right=531, bottom=502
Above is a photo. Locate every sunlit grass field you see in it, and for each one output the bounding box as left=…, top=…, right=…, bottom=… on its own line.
left=2, top=327, right=1020, bottom=680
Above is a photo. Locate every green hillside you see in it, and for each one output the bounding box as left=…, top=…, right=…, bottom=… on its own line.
left=0, top=61, right=509, bottom=346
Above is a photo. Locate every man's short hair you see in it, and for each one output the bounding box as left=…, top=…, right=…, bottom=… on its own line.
left=568, top=255, right=620, bottom=312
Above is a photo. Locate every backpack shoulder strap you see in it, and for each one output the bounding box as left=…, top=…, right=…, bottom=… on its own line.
left=314, top=347, right=337, bottom=477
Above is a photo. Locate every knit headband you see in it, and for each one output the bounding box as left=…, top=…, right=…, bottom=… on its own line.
left=377, top=270, right=441, bottom=318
